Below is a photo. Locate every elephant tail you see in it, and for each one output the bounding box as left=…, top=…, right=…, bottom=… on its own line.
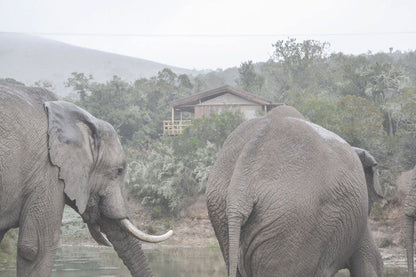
left=406, top=215, right=415, bottom=277
left=227, top=212, right=243, bottom=277
left=226, top=119, right=269, bottom=277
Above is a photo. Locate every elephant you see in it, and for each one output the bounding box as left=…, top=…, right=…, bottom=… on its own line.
left=0, top=81, right=172, bottom=277
left=206, top=105, right=383, bottom=277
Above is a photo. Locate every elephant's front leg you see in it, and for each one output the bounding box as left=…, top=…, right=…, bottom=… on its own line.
left=17, top=181, right=64, bottom=277
left=348, top=227, right=383, bottom=277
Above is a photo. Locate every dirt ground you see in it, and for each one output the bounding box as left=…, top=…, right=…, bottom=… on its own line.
left=60, top=194, right=218, bottom=249
left=127, top=195, right=219, bottom=249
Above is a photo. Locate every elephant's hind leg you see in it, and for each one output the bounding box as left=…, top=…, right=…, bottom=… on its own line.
left=348, top=228, right=383, bottom=277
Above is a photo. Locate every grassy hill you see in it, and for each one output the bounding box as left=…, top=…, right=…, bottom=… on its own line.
left=0, top=33, right=200, bottom=96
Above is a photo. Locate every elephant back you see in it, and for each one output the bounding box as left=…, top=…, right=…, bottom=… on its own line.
left=0, top=81, right=57, bottom=110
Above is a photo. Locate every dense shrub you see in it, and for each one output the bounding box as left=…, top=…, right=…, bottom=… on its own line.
left=127, top=111, right=245, bottom=217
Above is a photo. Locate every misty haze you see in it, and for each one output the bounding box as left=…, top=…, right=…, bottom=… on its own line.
left=1, top=0, right=415, bottom=276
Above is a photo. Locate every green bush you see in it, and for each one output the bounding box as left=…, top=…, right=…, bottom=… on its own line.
left=127, top=111, right=245, bottom=217
left=0, top=229, right=18, bottom=264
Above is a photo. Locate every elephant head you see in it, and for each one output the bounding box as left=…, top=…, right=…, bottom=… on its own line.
left=352, top=147, right=383, bottom=214
left=44, top=101, right=172, bottom=276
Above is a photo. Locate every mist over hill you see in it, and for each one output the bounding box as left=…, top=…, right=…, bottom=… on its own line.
left=0, top=33, right=201, bottom=96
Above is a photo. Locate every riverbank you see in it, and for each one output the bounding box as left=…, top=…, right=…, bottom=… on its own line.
left=59, top=192, right=410, bottom=264
left=60, top=195, right=219, bottom=249
left=1, top=192, right=411, bottom=276
left=55, top=167, right=414, bottom=275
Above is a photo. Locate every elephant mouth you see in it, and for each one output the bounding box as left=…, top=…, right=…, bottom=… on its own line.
left=87, top=223, right=112, bottom=246
left=87, top=218, right=173, bottom=246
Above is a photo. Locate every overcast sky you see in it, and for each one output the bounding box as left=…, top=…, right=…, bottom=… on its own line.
left=0, top=0, right=415, bottom=70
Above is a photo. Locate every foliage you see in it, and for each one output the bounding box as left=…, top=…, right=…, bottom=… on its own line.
left=128, top=143, right=192, bottom=217
left=66, top=68, right=201, bottom=153
left=272, top=38, right=330, bottom=67
left=33, top=80, right=54, bottom=90
left=333, top=95, right=384, bottom=149
left=76, top=76, right=149, bottom=145
left=236, top=60, right=264, bottom=93
left=127, top=111, right=245, bottom=217
left=174, top=110, right=245, bottom=151
left=127, top=142, right=216, bottom=217
left=295, top=96, right=338, bottom=130
left=65, top=72, right=93, bottom=101
left=63, top=40, right=416, bottom=216
left=271, top=38, right=331, bottom=92
left=0, top=230, right=17, bottom=263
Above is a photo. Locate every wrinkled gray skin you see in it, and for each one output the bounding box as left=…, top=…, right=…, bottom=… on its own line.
left=206, top=106, right=383, bottom=277
left=404, top=165, right=416, bottom=277
left=0, top=82, right=171, bottom=277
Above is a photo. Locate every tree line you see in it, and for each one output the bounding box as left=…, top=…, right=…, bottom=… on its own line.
left=4, top=38, right=415, bottom=218
left=65, top=39, right=416, bottom=217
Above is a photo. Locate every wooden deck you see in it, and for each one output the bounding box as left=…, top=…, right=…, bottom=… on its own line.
left=163, top=120, right=192, bottom=136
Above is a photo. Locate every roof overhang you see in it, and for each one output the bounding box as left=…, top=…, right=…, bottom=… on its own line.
left=171, top=85, right=273, bottom=110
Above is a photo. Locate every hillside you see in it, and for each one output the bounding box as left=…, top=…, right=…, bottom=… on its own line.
left=0, top=33, right=200, bottom=96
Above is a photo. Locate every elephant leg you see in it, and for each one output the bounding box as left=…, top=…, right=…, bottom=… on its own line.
left=348, top=227, right=383, bottom=277
left=17, top=181, right=64, bottom=277
left=207, top=203, right=229, bottom=265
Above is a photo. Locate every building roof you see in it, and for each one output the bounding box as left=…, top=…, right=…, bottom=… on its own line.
left=171, top=85, right=274, bottom=109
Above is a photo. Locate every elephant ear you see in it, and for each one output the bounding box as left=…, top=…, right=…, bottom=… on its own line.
left=44, top=101, right=100, bottom=215
left=353, top=147, right=384, bottom=213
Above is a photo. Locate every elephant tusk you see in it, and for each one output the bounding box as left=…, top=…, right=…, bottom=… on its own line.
left=119, top=219, right=173, bottom=243
left=87, top=223, right=112, bottom=247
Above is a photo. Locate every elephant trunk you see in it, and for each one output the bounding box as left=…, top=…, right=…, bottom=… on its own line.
left=407, top=215, right=415, bottom=277
left=99, top=217, right=153, bottom=277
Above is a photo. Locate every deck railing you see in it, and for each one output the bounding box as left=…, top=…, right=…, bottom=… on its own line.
left=163, top=120, right=192, bottom=136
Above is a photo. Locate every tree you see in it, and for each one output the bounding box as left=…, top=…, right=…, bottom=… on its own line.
left=65, top=72, right=93, bottom=101
left=272, top=38, right=330, bottom=66
left=295, top=96, right=338, bottom=131
left=334, top=95, right=384, bottom=149
left=127, top=111, right=245, bottom=217
left=332, top=53, right=370, bottom=98
left=364, top=62, right=405, bottom=136
left=390, top=87, right=416, bottom=134
left=34, top=80, right=54, bottom=90
left=269, top=38, right=332, bottom=100
left=236, top=60, right=264, bottom=93
left=178, top=74, right=193, bottom=89
left=157, top=68, right=177, bottom=86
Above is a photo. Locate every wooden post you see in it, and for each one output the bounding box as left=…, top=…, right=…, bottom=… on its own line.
left=171, top=107, right=175, bottom=122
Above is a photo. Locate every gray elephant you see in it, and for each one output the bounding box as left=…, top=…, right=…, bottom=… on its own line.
left=206, top=105, right=383, bottom=277
left=0, top=82, right=172, bottom=277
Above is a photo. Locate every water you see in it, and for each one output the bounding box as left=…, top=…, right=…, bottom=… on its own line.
left=0, top=246, right=408, bottom=276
